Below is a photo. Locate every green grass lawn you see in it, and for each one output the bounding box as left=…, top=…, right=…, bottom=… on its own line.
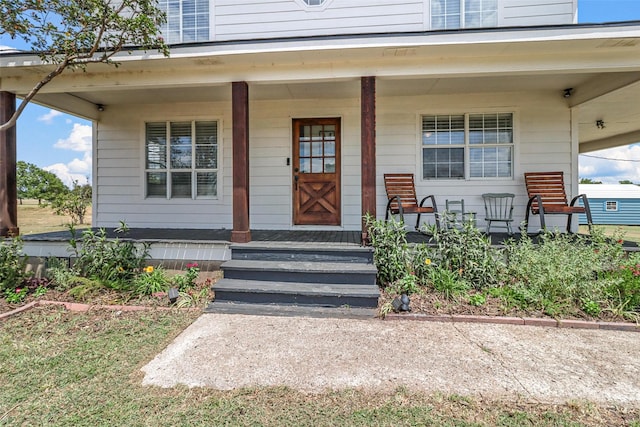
left=1, top=307, right=638, bottom=426
left=579, top=224, right=640, bottom=243
left=17, top=200, right=91, bottom=235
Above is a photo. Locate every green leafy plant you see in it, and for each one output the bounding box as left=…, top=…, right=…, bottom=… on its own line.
left=0, top=238, right=29, bottom=294
left=428, top=266, right=470, bottom=300
left=133, top=266, right=170, bottom=296
left=581, top=299, right=601, bottom=317
left=500, top=230, right=620, bottom=315
left=4, top=287, right=28, bottom=304
left=172, top=263, right=200, bottom=292
left=423, top=219, right=503, bottom=290
left=365, top=214, right=411, bottom=287
left=67, top=224, right=149, bottom=290
left=468, top=293, right=486, bottom=307
left=174, top=287, right=209, bottom=308
left=395, top=271, right=420, bottom=295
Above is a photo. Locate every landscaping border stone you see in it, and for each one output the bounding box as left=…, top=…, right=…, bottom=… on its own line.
left=385, top=313, right=639, bottom=332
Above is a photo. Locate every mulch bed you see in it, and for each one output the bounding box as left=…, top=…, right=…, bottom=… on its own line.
left=379, top=290, right=636, bottom=324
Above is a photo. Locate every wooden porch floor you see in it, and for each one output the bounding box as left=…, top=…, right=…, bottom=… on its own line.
left=21, top=227, right=639, bottom=249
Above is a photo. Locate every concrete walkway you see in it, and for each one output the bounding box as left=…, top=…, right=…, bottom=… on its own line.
left=141, top=313, right=640, bottom=406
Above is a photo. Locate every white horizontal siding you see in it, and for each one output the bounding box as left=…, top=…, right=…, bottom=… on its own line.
left=501, top=0, right=577, bottom=26
left=214, top=0, right=425, bottom=41
left=94, top=102, right=232, bottom=229
left=93, top=84, right=576, bottom=232
left=375, top=90, right=574, bottom=231
left=210, top=0, right=577, bottom=43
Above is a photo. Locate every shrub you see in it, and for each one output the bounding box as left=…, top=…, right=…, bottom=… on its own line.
left=422, top=219, right=503, bottom=290
left=499, top=229, right=625, bottom=316
left=68, top=224, right=149, bottom=290
left=0, top=238, right=29, bottom=293
left=365, top=214, right=411, bottom=286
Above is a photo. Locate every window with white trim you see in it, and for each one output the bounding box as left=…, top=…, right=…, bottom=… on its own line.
left=145, top=121, right=218, bottom=199
left=605, top=201, right=618, bottom=212
left=431, top=0, right=497, bottom=30
left=421, top=113, right=513, bottom=179
left=303, top=0, right=326, bottom=5
left=158, top=0, right=209, bottom=44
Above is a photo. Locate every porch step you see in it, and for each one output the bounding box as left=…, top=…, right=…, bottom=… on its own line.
left=221, top=259, right=377, bottom=286
left=230, top=244, right=373, bottom=264
left=205, top=301, right=377, bottom=319
left=213, top=279, right=380, bottom=308
left=209, top=243, right=380, bottom=312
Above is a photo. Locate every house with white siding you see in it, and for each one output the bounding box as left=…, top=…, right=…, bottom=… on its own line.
left=2, top=0, right=640, bottom=247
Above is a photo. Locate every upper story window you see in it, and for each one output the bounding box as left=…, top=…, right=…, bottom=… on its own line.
left=145, top=121, right=219, bottom=199
left=159, top=0, right=209, bottom=44
left=303, top=0, right=326, bottom=4
left=431, top=0, right=497, bottom=30
left=421, top=113, right=513, bottom=180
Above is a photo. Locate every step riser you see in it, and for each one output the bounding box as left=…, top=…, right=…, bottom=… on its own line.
left=231, top=248, right=373, bottom=264
left=214, top=289, right=379, bottom=308
left=222, top=268, right=376, bottom=286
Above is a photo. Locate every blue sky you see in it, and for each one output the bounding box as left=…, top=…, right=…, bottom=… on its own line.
left=1, top=0, right=640, bottom=186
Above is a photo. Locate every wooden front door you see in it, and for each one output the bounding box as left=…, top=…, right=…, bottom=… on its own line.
left=292, top=118, right=341, bottom=225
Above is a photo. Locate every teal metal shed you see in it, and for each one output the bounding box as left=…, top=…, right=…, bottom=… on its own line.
left=579, top=184, right=640, bottom=225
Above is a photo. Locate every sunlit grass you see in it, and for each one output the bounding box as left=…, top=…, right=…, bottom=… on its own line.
left=17, top=199, right=92, bottom=235
left=0, top=307, right=638, bottom=426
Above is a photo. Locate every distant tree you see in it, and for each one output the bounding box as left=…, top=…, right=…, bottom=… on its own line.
left=0, top=0, right=169, bottom=132
left=579, top=178, right=602, bottom=184
left=16, top=161, right=69, bottom=204
left=52, top=180, right=92, bottom=225
left=619, top=180, right=635, bottom=184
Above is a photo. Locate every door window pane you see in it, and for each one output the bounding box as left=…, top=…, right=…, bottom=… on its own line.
left=311, top=158, right=323, bottom=173
left=324, top=157, right=336, bottom=173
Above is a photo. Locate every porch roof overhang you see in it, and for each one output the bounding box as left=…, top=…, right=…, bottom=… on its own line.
left=2, top=22, right=640, bottom=152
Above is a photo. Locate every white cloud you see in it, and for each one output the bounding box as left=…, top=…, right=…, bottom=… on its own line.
left=579, top=144, right=640, bottom=184
left=45, top=151, right=92, bottom=187
left=37, top=109, right=63, bottom=124
left=54, top=123, right=92, bottom=152
left=46, top=122, right=93, bottom=187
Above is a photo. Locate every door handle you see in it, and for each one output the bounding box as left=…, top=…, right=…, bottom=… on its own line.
left=294, top=174, right=299, bottom=190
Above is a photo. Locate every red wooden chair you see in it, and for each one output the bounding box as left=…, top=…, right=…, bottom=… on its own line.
left=384, top=173, right=439, bottom=230
left=524, top=171, right=593, bottom=233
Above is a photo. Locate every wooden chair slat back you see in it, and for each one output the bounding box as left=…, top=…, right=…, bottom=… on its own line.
left=524, top=171, right=569, bottom=209
left=384, top=173, right=419, bottom=210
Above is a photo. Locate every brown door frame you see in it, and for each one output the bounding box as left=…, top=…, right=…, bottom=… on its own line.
left=292, top=117, right=341, bottom=226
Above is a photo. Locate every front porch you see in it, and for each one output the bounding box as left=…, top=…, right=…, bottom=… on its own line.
left=22, top=228, right=638, bottom=267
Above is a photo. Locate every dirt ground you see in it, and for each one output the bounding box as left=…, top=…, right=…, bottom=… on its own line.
left=141, top=313, right=640, bottom=406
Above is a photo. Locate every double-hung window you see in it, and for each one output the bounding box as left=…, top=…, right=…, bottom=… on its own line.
left=422, top=113, right=513, bottom=180
left=145, top=121, right=218, bottom=199
left=159, top=0, right=209, bottom=44
left=431, top=0, right=497, bottom=29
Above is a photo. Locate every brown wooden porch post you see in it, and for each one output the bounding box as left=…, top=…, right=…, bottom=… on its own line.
left=361, top=76, right=376, bottom=244
left=0, top=92, right=19, bottom=237
left=231, top=82, right=251, bottom=243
